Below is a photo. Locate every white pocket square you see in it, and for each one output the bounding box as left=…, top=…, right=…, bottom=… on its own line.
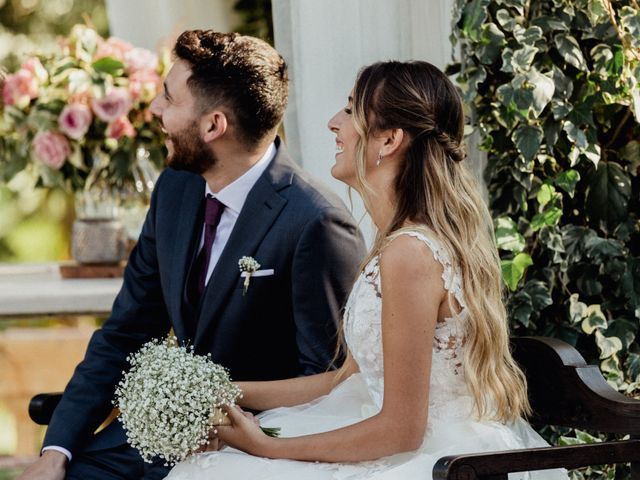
left=240, top=269, right=274, bottom=278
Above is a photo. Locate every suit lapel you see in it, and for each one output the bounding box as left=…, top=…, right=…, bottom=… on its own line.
left=169, top=174, right=205, bottom=342
left=194, top=142, right=294, bottom=345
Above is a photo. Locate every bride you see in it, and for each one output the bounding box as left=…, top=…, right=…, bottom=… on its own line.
left=165, top=60, right=567, bottom=479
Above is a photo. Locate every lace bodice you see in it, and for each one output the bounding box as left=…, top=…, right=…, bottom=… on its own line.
left=343, top=229, right=472, bottom=420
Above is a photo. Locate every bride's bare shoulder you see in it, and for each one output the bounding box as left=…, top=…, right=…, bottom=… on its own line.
left=378, top=232, right=445, bottom=289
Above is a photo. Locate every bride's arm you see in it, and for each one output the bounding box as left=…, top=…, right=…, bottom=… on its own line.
left=236, top=353, right=359, bottom=411
left=219, top=235, right=444, bottom=462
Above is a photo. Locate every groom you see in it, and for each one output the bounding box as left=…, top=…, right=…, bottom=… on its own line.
left=19, top=30, right=364, bottom=480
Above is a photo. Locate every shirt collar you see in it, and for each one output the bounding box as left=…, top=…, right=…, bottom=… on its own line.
left=204, top=142, right=276, bottom=215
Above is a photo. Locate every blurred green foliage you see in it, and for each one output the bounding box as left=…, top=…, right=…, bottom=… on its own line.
left=233, top=0, right=273, bottom=44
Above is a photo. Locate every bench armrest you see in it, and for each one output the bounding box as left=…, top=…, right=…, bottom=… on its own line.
left=433, top=438, right=640, bottom=479
left=29, top=392, right=63, bottom=425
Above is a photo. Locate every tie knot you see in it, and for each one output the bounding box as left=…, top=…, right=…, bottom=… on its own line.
left=204, top=195, right=224, bottom=227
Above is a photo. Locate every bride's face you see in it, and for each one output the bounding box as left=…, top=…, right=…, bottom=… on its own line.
left=327, top=93, right=360, bottom=188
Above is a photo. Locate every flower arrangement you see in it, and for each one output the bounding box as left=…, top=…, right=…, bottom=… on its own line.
left=113, top=337, right=280, bottom=466
left=238, top=255, right=260, bottom=295
left=0, top=24, right=168, bottom=194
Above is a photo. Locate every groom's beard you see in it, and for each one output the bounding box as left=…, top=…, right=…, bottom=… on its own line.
left=167, top=121, right=217, bottom=174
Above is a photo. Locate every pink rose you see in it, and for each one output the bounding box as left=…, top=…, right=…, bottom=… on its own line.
left=3, top=69, right=38, bottom=109
left=106, top=116, right=136, bottom=140
left=95, top=37, right=134, bottom=62
left=128, top=69, right=161, bottom=102
left=32, top=131, right=71, bottom=169
left=21, top=57, right=48, bottom=83
left=91, top=88, right=132, bottom=122
left=58, top=103, right=92, bottom=140
left=124, top=47, right=158, bottom=74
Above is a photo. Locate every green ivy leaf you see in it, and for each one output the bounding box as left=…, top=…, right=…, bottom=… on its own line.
left=595, top=330, right=623, bottom=359
left=462, top=0, right=490, bottom=41
left=584, top=236, right=625, bottom=263
left=554, top=33, right=587, bottom=71
left=478, top=23, right=506, bottom=64
left=539, top=227, right=565, bottom=264
left=622, top=258, right=640, bottom=318
left=536, top=183, right=556, bottom=206
left=91, top=57, right=125, bottom=76
left=582, top=143, right=601, bottom=168
left=526, top=70, right=555, bottom=117
left=514, top=25, right=544, bottom=45
left=586, top=161, right=632, bottom=230
left=531, top=206, right=562, bottom=231
left=581, top=304, right=607, bottom=334
left=511, top=45, right=538, bottom=71
left=553, top=169, right=580, bottom=197
left=522, top=280, right=553, bottom=310
left=563, top=121, right=588, bottom=149
left=495, top=216, right=525, bottom=252
left=576, top=265, right=603, bottom=296
left=512, top=124, right=543, bottom=161
left=576, top=429, right=601, bottom=444
left=531, top=15, right=570, bottom=33
left=509, top=290, right=535, bottom=328
left=568, top=293, right=587, bottom=324
left=626, top=352, right=640, bottom=381
left=620, top=140, right=640, bottom=177
left=620, top=6, right=640, bottom=43
left=607, top=318, right=637, bottom=350
left=501, top=252, right=533, bottom=291
left=551, top=65, right=573, bottom=100
left=495, top=8, right=518, bottom=31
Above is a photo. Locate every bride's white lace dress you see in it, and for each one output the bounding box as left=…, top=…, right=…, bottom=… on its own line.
left=165, top=230, right=567, bottom=479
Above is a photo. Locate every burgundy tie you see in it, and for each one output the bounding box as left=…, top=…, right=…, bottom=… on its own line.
left=195, top=195, right=225, bottom=297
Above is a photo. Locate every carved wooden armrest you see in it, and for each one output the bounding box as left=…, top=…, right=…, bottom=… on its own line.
left=432, top=336, right=640, bottom=479
left=433, top=439, right=640, bottom=479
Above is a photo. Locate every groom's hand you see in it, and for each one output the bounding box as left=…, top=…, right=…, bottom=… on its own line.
left=17, top=450, right=66, bottom=480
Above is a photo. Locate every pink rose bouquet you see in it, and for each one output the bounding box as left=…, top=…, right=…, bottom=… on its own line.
left=0, top=24, right=168, bottom=193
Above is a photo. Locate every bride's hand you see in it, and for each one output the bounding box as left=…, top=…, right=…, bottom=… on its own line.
left=199, top=409, right=261, bottom=452
left=216, top=405, right=270, bottom=455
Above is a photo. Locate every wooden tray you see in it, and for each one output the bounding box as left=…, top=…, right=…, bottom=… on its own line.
left=59, top=261, right=126, bottom=279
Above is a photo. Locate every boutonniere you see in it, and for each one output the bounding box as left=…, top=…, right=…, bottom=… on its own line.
left=238, top=256, right=261, bottom=296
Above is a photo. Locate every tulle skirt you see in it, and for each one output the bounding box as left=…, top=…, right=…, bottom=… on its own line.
left=164, top=374, right=567, bottom=479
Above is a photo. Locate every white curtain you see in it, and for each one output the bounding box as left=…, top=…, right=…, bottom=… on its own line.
left=105, top=0, right=240, bottom=51
left=273, top=0, right=458, bottom=244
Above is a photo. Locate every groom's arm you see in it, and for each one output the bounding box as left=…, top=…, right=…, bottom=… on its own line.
left=41, top=171, right=172, bottom=456
left=291, top=206, right=365, bottom=375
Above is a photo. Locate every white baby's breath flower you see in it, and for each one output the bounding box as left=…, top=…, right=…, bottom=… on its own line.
left=238, top=256, right=261, bottom=295
left=113, top=337, right=241, bottom=466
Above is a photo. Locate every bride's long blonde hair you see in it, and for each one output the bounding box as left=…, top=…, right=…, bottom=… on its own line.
left=340, top=61, right=529, bottom=422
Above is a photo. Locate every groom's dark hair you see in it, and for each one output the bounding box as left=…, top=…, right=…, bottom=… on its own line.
left=174, top=30, right=289, bottom=147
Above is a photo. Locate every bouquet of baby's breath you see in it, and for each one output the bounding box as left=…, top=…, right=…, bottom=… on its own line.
left=113, top=337, right=243, bottom=465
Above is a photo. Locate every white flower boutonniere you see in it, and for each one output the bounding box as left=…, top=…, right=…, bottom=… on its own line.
left=238, top=256, right=261, bottom=296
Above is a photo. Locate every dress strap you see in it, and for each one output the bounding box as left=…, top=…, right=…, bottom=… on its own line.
left=384, top=226, right=467, bottom=310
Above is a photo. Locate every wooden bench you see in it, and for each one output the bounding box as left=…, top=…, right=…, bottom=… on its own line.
left=29, top=337, right=640, bottom=478
left=433, top=336, right=640, bottom=479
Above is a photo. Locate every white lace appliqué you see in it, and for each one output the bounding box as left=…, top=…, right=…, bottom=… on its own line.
left=344, top=229, right=471, bottom=422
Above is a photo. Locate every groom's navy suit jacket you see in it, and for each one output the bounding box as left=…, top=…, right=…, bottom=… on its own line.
left=43, top=139, right=365, bottom=455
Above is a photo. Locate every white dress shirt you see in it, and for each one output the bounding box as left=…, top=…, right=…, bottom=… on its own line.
left=201, top=141, right=275, bottom=284
left=42, top=142, right=276, bottom=462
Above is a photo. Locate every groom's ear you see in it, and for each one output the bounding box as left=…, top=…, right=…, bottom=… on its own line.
left=201, top=111, right=228, bottom=143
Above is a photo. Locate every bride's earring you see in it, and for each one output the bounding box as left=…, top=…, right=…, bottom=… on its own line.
left=376, top=151, right=383, bottom=166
